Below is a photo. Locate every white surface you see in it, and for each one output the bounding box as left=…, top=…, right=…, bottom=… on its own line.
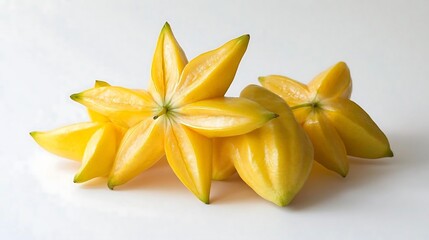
left=1, top=0, right=428, bottom=239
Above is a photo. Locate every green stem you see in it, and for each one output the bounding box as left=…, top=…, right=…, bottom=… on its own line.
left=290, top=102, right=316, bottom=110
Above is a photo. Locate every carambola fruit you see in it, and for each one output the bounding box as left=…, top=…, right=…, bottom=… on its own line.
left=72, top=23, right=277, bottom=203
left=260, top=62, right=393, bottom=176
left=213, top=85, right=314, bottom=206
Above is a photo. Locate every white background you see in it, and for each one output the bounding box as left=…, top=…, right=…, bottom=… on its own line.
left=1, top=0, right=428, bottom=239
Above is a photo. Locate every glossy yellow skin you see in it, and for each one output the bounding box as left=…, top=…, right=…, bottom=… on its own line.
left=74, top=123, right=117, bottom=183
left=87, top=80, right=112, bottom=122
left=107, top=118, right=165, bottom=188
left=176, top=97, right=277, bottom=137
left=260, top=62, right=393, bottom=176
left=212, top=138, right=236, bottom=181
left=71, top=86, right=155, bottom=128
left=73, top=23, right=276, bottom=203
left=31, top=81, right=127, bottom=183
left=30, top=122, right=104, bottom=161
left=213, top=85, right=314, bottom=206
left=164, top=121, right=212, bottom=204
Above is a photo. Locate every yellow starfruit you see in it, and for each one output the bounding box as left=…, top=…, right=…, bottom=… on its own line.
left=71, top=23, right=277, bottom=203
left=212, top=85, right=314, bottom=206
left=259, top=62, right=393, bottom=176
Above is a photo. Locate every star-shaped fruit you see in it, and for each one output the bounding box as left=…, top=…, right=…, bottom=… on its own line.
left=71, top=23, right=277, bottom=203
left=31, top=81, right=126, bottom=183
left=213, top=85, right=314, bottom=206
left=259, top=62, right=393, bottom=176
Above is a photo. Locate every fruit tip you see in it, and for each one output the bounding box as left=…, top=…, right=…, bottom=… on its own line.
left=199, top=196, right=210, bottom=204
left=339, top=169, right=348, bottom=178
left=333, top=166, right=349, bottom=177
left=163, top=22, right=171, bottom=31
left=336, top=163, right=349, bottom=177
left=29, top=131, right=37, bottom=137
left=73, top=173, right=86, bottom=183
left=107, top=180, right=116, bottom=190
left=387, top=149, right=394, bottom=157
left=237, top=34, right=250, bottom=44
left=70, top=93, right=80, bottom=101
left=258, top=76, right=266, bottom=84
left=94, top=80, right=110, bottom=88
left=240, top=34, right=250, bottom=40
left=336, top=61, right=347, bottom=67
left=274, top=198, right=291, bottom=207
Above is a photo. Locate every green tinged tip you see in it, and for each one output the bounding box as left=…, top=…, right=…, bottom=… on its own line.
left=70, top=93, right=80, bottom=101
left=73, top=175, right=80, bottom=183
left=94, top=80, right=109, bottom=86
left=271, top=192, right=296, bottom=207
left=199, top=196, right=210, bottom=205
left=239, top=34, right=250, bottom=41
left=236, top=34, right=250, bottom=47
left=330, top=164, right=349, bottom=178
left=163, top=22, right=171, bottom=31
left=275, top=198, right=291, bottom=207
left=107, top=180, right=115, bottom=190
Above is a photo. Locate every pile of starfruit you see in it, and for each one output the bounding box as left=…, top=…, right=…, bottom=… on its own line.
left=30, top=23, right=393, bottom=206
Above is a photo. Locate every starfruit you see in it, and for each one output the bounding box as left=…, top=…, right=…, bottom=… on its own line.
left=259, top=62, right=393, bottom=176
left=212, top=85, right=313, bottom=206
left=31, top=81, right=126, bottom=183
left=71, top=23, right=277, bottom=203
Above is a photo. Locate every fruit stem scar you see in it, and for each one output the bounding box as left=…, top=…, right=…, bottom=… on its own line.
left=153, top=106, right=168, bottom=120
